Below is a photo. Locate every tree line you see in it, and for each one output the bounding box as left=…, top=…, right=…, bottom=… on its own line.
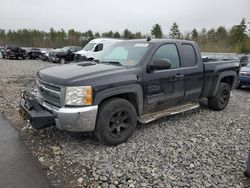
left=0, top=18, right=249, bottom=53
left=151, top=18, right=250, bottom=53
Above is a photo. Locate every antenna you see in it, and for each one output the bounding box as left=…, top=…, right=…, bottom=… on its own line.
left=146, top=36, right=151, bottom=42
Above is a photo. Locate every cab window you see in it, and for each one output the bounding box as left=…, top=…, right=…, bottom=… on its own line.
left=181, top=44, right=196, bottom=67
left=152, top=44, right=180, bottom=68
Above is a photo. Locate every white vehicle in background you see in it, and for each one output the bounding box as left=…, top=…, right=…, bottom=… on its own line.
left=74, top=38, right=122, bottom=62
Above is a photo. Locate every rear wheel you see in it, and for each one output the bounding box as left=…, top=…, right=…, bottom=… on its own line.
left=236, top=83, right=242, bottom=89
left=208, top=82, right=231, bottom=111
left=95, top=98, right=137, bottom=146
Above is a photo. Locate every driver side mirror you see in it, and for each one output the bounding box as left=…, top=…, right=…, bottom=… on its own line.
left=148, top=59, right=172, bottom=72
left=94, top=44, right=103, bottom=52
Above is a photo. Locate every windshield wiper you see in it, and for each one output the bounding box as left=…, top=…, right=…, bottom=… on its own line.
left=101, top=61, right=123, bottom=66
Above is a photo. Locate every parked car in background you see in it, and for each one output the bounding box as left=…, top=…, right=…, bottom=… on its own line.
left=20, top=39, right=239, bottom=145
left=74, top=38, right=122, bottom=62
left=0, top=46, right=4, bottom=52
left=237, top=63, right=250, bottom=88
left=0, top=46, right=4, bottom=58
left=240, top=55, right=249, bottom=67
left=27, top=48, right=42, bottom=59
left=49, top=46, right=82, bottom=64
left=1, top=45, right=26, bottom=59
left=40, top=50, right=49, bottom=61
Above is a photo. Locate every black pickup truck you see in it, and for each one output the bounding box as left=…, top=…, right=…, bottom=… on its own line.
left=48, top=46, right=82, bottom=64
left=1, top=45, right=26, bottom=59
left=20, top=39, right=239, bottom=145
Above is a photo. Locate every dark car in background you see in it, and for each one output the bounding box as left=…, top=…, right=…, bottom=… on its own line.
left=1, top=45, right=26, bottom=59
left=238, top=63, right=250, bottom=88
left=240, top=55, right=249, bottom=67
left=0, top=46, right=4, bottom=58
left=48, top=46, right=82, bottom=64
left=40, top=50, right=49, bottom=61
left=27, top=48, right=42, bottom=59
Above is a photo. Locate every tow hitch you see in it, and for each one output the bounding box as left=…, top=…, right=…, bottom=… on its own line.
left=19, top=91, right=55, bottom=129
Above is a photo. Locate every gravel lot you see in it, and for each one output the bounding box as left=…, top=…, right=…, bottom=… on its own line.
left=0, top=58, right=250, bottom=187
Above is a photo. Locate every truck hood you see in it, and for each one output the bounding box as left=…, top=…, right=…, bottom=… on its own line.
left=75, top=50, right=88, bottom=55
left=38, top=62, right=137, bottom=86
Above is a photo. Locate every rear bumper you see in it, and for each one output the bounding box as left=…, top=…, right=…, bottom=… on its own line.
left=20, top=92, right=98, bottom=132
left=239, top=77, right=250, bottom=85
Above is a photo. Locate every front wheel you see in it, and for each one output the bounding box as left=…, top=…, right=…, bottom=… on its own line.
left=208, top=82, right=231, bottom=111
left=59, top=57, right=66, bottom=64
left=95, top=98, right=137, bottom=146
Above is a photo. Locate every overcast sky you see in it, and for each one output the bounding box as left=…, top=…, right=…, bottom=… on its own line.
left=0, top=0, right=249, bottom=34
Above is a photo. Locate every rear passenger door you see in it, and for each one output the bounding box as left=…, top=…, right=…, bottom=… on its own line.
left=179, top=43, right=203, bottom=102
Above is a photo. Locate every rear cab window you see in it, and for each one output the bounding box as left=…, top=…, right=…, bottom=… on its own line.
left=181, top=43, right=197, bottom=67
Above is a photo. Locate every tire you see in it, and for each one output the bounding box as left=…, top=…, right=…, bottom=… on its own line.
left=59, top=57, right=66, bottom=64
left=208, top=82, right=231, bottom=111
left=236, top=83, right=242, bottom=89
left=95, top=98, right=137, bottom=146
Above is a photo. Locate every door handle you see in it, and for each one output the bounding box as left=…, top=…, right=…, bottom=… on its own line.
left=174, top=73, right=184, bottom=78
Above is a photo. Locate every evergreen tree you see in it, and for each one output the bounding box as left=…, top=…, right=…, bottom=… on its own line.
left=94, top=32, right=100, bottom=38
left=113, top=31, right=121, bottom=38
left=169, top=22, right=180, bottom=39
left=230, top=18, right=248, bottom=53
left=151, top=24, right=163, bottom=38
left=123, top=29, right=132, bottom=39
left=191, top=28, right=199, bottom=40
left=135, top=32, right=142, bottom=39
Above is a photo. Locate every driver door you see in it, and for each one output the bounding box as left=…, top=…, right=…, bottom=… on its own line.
left=143, top=43, right=185, bottom=114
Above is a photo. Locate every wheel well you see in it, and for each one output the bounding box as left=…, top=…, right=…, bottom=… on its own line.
left=99, top=93, right=139, bottom=115
left=220, top=76, right=234, bottom=88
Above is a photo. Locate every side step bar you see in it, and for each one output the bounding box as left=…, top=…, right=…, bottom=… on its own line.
left=138, top=102, right=199, bottom=124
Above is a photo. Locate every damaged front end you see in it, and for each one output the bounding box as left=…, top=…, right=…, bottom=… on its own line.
left=19, top=91, right=55, bottom=129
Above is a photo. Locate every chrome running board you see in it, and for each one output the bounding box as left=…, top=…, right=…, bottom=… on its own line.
left=138, top=102, right=199, bottom=124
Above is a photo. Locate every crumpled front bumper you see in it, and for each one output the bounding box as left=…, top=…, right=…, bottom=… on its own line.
left=43, top=102, right=98, bottom=132
left=19, top=92, right=55, bottom=129
left=20, top=92, right=98, bottom=132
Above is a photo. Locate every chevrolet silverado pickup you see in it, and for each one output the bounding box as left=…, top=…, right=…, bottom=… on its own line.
left=20, top=39, right=240, bottom=145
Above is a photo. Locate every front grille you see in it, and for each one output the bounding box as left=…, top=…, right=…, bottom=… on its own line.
left=74, top=54, right=88, bottom=62
left=37, top=79, right=62, bottom=107
left=74, top=54, right=81, bottom=61
left=49, top=52, right=56, bottom=58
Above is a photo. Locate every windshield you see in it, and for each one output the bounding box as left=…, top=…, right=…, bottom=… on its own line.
left=83, top=43, right=97, bottom=51
left=98, top=42, right=151, bottom=66
left=62, top=46, right=71, bottom=52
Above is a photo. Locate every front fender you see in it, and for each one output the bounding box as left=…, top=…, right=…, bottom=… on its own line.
left=93, top=84, right=143, bottom=115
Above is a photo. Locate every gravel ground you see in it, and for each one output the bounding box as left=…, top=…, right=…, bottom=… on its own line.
left=0, top=58, right=250, bottom=187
